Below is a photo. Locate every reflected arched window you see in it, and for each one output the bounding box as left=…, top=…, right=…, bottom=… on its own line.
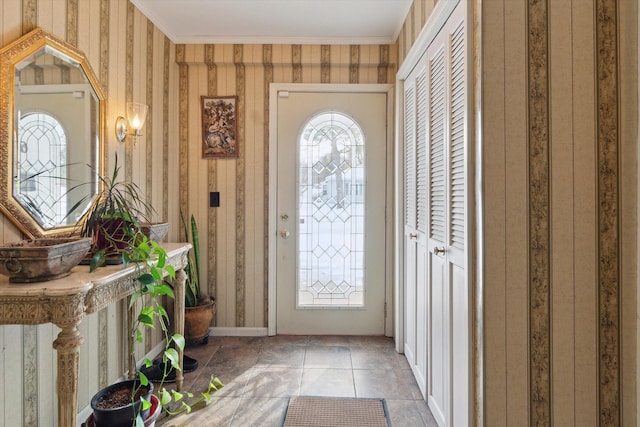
left=298, top=111, right=365, bottom=307
left=17, top=112, right=68, bottom=228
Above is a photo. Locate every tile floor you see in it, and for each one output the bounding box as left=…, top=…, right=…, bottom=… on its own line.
left=157, top=335, right=438, bottom=427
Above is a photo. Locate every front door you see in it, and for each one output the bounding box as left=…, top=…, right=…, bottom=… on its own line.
left=273, top=87, right=388, bottom=335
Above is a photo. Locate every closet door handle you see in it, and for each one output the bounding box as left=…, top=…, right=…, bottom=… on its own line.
left=434, top=246, right=446, bottom=255
left=409, top=233, right=418, bottom=239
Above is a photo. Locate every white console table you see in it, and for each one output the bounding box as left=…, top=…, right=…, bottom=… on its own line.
left=0, top=242, right=191, bottom=427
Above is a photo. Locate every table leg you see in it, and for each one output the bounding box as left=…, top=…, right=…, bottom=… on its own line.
left=53, top=321, right=84, bottom=427
left=174, top=268, right=186, bottom=391
left=127, top=295, right=135, bottom=379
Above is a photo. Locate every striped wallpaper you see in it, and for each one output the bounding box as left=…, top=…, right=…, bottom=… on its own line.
left=0, top=1, right=176, bottom=425
left=175, top=43, right=397, bottom=329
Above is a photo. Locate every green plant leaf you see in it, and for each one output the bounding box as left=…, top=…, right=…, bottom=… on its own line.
left=160, top=388, right=172, bottom=406
left=157, top=248, right=166, bottom=268
left=172, top=333, right=185, bottom=351
left=137, top=273, right=156, bottom=286
left=156, top=284, right=175, bottom=298
left=150, top=268, right=163, bottom=283
left=129, top=291, right=143, bottom=308
left=191, top=214, right=202, bottom=298
left=138, top=307, right=155, bottom=326
left=165, top=265, right=176, bottom=279
left=172, top=390, right=184, bottom=402
left=89, top=250, right=106, bottom=272
left=165, top=348, right=180, bottom=369
left=139, top=372, right=149, bottom=386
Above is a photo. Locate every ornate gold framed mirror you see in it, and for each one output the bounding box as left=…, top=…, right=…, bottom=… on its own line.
left=0, top=28, right=105, bottom=238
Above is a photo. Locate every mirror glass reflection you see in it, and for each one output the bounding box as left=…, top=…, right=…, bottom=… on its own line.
left=13, top=46, right=99, bottom=229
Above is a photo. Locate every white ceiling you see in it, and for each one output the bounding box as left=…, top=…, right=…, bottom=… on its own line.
left=131, top=0, right=413, bottom=45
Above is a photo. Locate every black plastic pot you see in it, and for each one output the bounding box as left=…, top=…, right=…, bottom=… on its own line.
left=90, top=379, right=153, bottom=427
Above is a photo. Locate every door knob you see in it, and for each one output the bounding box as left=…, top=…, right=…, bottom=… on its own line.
left=280, top=229, right=291, bottom=238
left=434, top=246, right=446, bottom=255
left=409, top=233, right=417, bottom=239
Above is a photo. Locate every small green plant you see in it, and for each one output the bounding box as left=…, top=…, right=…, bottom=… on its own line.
left=181, top=211, right=203, bottom=307
left=123, top=237, right=223, bottom=426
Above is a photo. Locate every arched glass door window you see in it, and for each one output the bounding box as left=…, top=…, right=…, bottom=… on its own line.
left=16, top=112, right=68, bottom=228
left=298, top=111, right=365, bottom=307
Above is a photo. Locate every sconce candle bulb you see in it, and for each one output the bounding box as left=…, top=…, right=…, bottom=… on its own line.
left=115, top=102, right=148, bottom=144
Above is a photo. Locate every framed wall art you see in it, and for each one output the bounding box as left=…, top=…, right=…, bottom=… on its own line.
left=201, top=95, right=238, bottom=158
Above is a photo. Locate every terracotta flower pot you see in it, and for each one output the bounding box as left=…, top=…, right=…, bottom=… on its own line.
left=185, top=296, right=215, bottom=346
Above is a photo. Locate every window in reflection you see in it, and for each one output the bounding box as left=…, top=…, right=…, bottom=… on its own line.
left=17, top=112, right=68, bottom=228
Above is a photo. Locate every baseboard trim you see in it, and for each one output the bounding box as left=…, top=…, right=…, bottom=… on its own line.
left=210, top=327, right=268, bottom=337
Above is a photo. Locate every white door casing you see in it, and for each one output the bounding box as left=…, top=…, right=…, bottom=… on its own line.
left=268, top=84, right=394, bottom=336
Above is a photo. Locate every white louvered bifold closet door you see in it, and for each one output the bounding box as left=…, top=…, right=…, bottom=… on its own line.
left=404, top=57, right=430, bottom=399
left=403, top=75, right=419, bottom=383
left=402, top=2, right=468, bottom=427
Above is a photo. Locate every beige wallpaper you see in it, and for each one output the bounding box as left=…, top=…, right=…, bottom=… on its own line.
left=175, top=43, right=397, bottom=329
left=480, top=0, right=637, bottom=424
left=0, top=1, right=397, bottom=425
left=0, top=1, right=177, bottom=425
left=0, top=0, right=636, bottom=425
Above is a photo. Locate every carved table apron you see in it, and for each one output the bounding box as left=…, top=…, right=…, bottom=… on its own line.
left=0, top=242, right=190, bottom=427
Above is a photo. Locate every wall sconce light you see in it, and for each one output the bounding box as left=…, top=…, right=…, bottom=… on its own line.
left=115, top=102, right=148, bottom=144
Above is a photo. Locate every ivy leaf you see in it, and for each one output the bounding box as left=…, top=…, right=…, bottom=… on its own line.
left=172, top=390, right=184, bottom=402
left=139, top=372, right=149, bottom=386
left=172, top=334, right=185, bottom=351
left=137, top=273, right=156, bottom=286
left=160, top=388, right=172, bottom=406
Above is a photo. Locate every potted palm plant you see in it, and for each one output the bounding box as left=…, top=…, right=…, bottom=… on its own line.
left=181, top=212, right=216, bottom=346
left=74, top=155, right=155, bottom=271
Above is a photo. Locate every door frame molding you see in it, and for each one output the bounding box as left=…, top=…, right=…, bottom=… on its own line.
left=268, top=83, right=395, bottom=336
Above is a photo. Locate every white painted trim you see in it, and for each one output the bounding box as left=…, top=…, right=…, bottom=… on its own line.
left=268, top=83, right=394, bottom=337
left=268, top=86, right=279, bottom=336
left=77, top=405, right=93, bottom=427
left=210, top=327, right=268, bottom=337
left=385, top=85, right=396, bottom=338
left=172, top=35, right=400, bottom=45
left=393, top=77, right=406, bottom=353
left=397, top=0, right=461, bottom=80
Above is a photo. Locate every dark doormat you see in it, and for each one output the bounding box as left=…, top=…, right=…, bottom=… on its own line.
left=281, top=396, right=391, bottom=427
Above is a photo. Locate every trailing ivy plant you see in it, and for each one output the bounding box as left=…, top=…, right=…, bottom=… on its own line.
left=123, top=236, right=223, bottom=426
